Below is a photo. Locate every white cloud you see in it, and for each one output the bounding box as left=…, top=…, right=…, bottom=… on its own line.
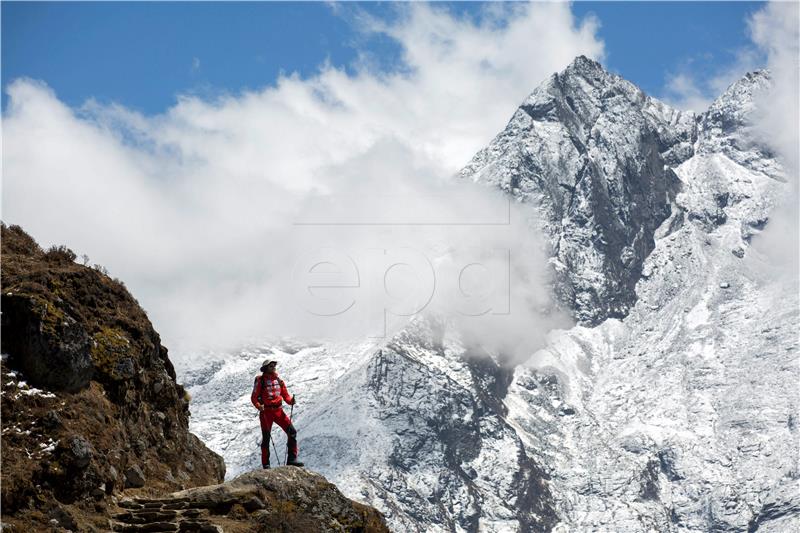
left=2, top=2, right=600, bottom=356
left=663, top=72, right=715, bottom=112
left=747, top=1, right=800, bottom=275
left=663, top=48, right=763, bottom=112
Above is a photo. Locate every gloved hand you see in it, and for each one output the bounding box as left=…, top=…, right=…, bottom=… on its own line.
left=289, top=396, right=296, bottom=406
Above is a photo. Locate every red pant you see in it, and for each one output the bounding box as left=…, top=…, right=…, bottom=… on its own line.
left=260, top=407, right=298, bottom=465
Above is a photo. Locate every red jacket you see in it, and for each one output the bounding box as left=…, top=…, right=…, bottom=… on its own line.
left=251, top=372, right=294, bottom=409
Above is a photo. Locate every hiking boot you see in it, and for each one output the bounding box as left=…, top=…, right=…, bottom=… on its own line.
left=286, top=455, right=304, bottom=467
left=262, top=463, right=270, bottom=470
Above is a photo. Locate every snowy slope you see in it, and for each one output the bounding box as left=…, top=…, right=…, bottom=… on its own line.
left=508, top=155, right=798, bottom=531
left=180, top=58, right=799, bottom=532
left=181, top=323, right=558, bottom=532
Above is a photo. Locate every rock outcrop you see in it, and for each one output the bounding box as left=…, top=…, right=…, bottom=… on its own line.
left=110, top=468, right=388, bottom=532
left=1, top=223, right=226, bottom=530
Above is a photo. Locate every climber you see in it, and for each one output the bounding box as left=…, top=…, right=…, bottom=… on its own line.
left=251, top=360, right=304, bottom=468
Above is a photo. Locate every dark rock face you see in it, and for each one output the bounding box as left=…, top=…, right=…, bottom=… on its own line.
left=66, top=435, right=94, bottom=469
left=0, top=223, right=225, bottom=530
left=638, top=459, right=661, bottom=501
left=2, top=292, right=94, bottom=392
left=124, top=465, right=147, bottom=489
left=658, top=447, right=683, bottom=481
left=460, top=56, right=694, bottom=324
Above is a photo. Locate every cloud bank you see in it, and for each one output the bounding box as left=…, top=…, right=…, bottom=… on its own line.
left=2, top=3, right=601, bottom=357
left=748, top=1, right=800, bottom=275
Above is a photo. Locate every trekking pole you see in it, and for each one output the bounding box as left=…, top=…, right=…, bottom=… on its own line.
left=285, top=402, right=295, bottom=466
left=270, top=430, right=281, bottom=467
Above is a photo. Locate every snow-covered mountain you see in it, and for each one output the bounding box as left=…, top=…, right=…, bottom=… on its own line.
left=179, top=57, right=799, bottom=532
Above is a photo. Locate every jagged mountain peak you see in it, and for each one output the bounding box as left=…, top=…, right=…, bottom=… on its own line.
left=462, top=57, right=699, bottom=325
left=711, top=69, right=771, bottom=109
left=557, top=55, right=770, bottom=110
left=566, top=54, right=602, bottom=69
left=703, top=68, right=771, bottom=131
left=460, top=58, right=781, bottom=326
left=561, top=54, right=609, bottom=79
left=519, top=55, right=644, bottom=126
left=698, top=68, right=778, bottom=176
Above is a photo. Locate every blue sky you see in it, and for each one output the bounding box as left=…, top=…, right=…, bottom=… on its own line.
left=3, top=1, right=795, bottom=349
left=2, top=1, right=765, bottom=114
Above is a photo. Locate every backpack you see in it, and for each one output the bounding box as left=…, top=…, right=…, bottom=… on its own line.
left=258, top=375, right=283, bottom=403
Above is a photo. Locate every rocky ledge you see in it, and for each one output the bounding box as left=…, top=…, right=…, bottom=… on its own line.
left=112, top=468, right=389, bottom=533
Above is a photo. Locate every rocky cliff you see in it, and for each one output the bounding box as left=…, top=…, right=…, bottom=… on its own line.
left=1, top=223, right=225, bottom=530
left=0, top=224, right=388, bottom=532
